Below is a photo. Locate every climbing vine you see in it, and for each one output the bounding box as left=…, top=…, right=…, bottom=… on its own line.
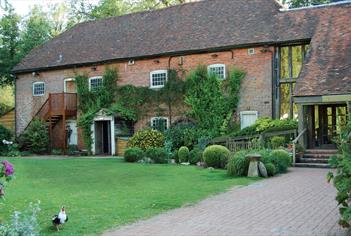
left=76, top=66, right=245, bottom=151
left=76, top=68, right=118, bottom=153
left=185, top=66, right=245, bottom=137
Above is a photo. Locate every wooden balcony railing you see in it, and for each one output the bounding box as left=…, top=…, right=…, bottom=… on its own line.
left=35, top=93, right=77, bottom=121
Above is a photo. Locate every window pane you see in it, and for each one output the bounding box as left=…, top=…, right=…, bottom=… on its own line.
left=280, top=83, right=290, bottom=119
left=209, top=65, right=225, bottom=80
left=33, top=83, right=45, bottom=96
left=151, top=72, right=167, bottom=87
left=90, top=78, right=103, bottom=91
left=151, top=118, right=168, bottom=131
left=280, top=47, right=289, bottom=79
left=292, top=46, right=303, bottom=78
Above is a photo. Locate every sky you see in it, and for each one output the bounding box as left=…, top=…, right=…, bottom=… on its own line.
left=0, top=0, right=100, bottom=16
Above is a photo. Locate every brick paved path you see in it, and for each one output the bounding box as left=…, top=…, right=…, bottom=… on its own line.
left=103, top=168, right=349, bottom=236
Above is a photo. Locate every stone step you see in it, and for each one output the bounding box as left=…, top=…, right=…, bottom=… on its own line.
left=303, top=153, right=336, bottom=159
left=305, top=149, right=338, bottom=155
left=297, top=157, right=329, bottom=164
left=294, top=163, right=331, bottom=169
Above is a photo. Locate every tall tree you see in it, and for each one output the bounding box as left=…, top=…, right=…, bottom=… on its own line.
left=18, top=6, right=52, bottom=59
left=0, top=6, right=20, bottom=86
left=281, top=0, right=330, bottom=8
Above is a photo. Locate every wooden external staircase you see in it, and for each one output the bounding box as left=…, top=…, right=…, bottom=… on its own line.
left=26, top=93, right=77, bottom=152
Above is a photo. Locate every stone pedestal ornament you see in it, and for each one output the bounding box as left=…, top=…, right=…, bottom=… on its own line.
left=258, top=161, right=268, bottom=177
left=246, top=153, right=261, bottom=177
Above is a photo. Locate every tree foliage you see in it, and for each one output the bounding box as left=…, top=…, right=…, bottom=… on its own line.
left=281, top=0, right=330, bottom=8
left=185, top=66, right=245, bottom=137
left=0, top=7, right=20, bottom=86
left=328, top=115, right=351, bottom=228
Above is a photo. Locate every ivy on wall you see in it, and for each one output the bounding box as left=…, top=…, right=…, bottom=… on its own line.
left=76, top=66, right=245, bottom=152
left=75, top=68, right=118, bottom=153
left=185, top=66, right=246, bottom=137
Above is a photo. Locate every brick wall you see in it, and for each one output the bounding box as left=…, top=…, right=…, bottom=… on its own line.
left=16, top=46, right=273, bottom=148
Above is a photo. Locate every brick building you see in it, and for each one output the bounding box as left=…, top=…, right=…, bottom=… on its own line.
left=12, top=0, right=351, bottom=156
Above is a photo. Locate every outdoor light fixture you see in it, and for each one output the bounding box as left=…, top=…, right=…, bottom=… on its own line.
left=211, top=54, right=218, bottom=58
left=154, top=59, right=160, bottom=63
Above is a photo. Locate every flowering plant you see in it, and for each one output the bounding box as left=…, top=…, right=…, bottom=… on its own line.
left=0, top=160, right=14, bottom=198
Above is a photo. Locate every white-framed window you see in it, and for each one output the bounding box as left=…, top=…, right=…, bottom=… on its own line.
left=240, top=111, right=258, bottom=130
left=150, top=70, right=168, bottom=89
left=208, top=64, right=226, bottom=80
left=89, top=76, right=103, bottom=91
left=32, top=82, right=45, bottom=96
left=248, top=48, right=255, bottom=55
left=150, top=117, right=169, bottom=131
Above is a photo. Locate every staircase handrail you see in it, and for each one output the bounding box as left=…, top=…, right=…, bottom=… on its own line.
left=292, top=128, right=307, bottom=166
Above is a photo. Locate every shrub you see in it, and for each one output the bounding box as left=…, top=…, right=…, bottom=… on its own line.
left=128, top=129, right=164, bottom=150
left=265, top=163, right=276, bottom=176
left=19, top=118, right=49, bottom=154
left=145, top=147, right=169, bottom=164
left=227, top=151, right=250, bottom=177
left=269, top=149, right=291, bottom=173
left=203, top=145, right=230, bottom=168
left=0, top=201, right=41, bottom=236
left=189, top=148, right=203, bottom=165
left=0, top=124, right=13, bottom=155
left=164, top=123, right=198, bottom=150
left=271, top=136, right=286, bottom=149
left=124, top=147, right=144, bottom=163
left=178, top=146, right=189, bottom=163
left=231, top=118, right=298, bottom=137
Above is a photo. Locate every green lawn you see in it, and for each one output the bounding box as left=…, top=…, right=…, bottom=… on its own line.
left=0, top=157, right=256, bottom=236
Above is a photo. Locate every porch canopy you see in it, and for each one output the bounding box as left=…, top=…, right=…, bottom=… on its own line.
left=293, top=4, right=351, bottom=149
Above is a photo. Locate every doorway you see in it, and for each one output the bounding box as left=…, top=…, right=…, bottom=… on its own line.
left=94, top=120, right=111, bottom=155
left=312, top=104, right=347, bottom=149
left=64, top=78, right=76, bottom=93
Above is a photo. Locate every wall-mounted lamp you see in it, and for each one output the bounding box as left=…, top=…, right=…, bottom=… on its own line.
left=211, top=54, right=218, bottom=58
left=154, top=59, right=160, bottom=64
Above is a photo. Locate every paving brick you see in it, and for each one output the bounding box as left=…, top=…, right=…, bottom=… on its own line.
left=102, top=168, right=350, bottom=236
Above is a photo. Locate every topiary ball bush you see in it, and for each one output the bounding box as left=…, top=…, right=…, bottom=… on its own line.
left=269, top=149, right=291, bottom=173
left=227, top=151, right=250, bottom=176
left=128, top=129, right=164, bottom=150
left=145, top=147, right=169, bottom=164
left=203, top=145, right=231, bottom=168
left=188, top=148, right=203, bottom=165
left=178, top=146, right=190, bottom=163
left=265, top=162, right=276, bottom=176
left=270, top=136, right=286, bottom=149
left=124, top=147, right=144, bottom=162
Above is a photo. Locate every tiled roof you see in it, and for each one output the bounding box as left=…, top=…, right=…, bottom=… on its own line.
left=12, top=0, right=351, bottom=97
left=12, top=0, right=284, bottom=73
left=292, top=4, right=351, bottom=97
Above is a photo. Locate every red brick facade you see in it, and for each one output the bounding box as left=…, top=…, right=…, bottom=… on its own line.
left=16, top=46, right=273, bottom=150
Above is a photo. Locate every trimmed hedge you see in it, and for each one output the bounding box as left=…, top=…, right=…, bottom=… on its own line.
left=203, top=145, right=230, bottom=168
left=189, top=148, right=203, bottom=165
left=265, top=163, right=276, bottom=176
left=128, top=129, right=164, bottom=150
left=178, top=146, right=189, bottom=163
left=262, top=149, right=291, bottom=174
left=145, top=147, right=169, bottom=164
left=124, top=147, right=144, bottom=162
left=227, top=151, right=250, bottom=177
